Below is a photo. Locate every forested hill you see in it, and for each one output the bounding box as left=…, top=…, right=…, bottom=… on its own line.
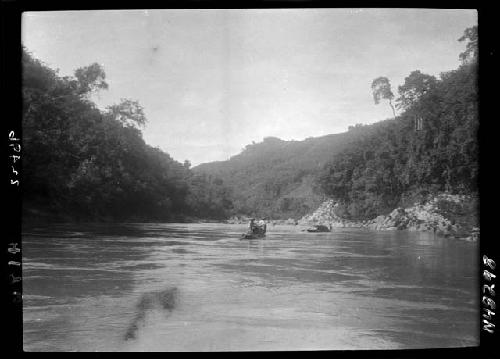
left=22, top=48, right=233, bottom=222
left=194, top=131, right=372, bottom=219
left=317, top=31, right=478, bottom=220
left=195, top=26, right=479, bottom=221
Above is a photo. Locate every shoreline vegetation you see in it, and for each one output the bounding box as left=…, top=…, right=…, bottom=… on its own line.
left=22, top=26, right=479, bottom=242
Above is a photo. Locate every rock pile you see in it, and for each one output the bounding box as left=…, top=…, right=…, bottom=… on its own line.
left=366, top=205, right=455, bottom=234
left=298, top=200, right=365, bottom=228
left=299, top=200, right=340, bottom=225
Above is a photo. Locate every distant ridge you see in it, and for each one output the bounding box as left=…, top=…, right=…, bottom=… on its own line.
left=193, top=126, right=383, bottom=219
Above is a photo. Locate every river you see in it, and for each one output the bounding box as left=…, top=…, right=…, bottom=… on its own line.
left=22, top=223, right=479, bottom=351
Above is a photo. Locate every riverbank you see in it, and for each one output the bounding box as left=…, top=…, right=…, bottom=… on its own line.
left=299, top=193, right=479, bottom=241
left=22, top=193, right=479, bottom=242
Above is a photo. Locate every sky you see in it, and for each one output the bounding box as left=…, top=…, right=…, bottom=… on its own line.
left=22, top=9, right=477, bottom=166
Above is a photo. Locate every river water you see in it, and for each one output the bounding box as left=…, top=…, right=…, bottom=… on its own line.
left=22, top=223, right=479, bottom=351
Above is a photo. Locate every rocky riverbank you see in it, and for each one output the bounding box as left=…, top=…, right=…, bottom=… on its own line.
left=299, top=194, right=479, bottom=241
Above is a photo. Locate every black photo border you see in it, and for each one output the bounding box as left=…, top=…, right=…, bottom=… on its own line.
left=2, top=1, right=497, bottom=356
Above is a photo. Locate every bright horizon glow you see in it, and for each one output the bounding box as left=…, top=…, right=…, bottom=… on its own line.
left=22, top=9, right=477, bottom=166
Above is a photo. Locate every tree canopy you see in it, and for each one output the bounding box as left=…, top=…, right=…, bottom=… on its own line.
left=396, top=70, right=437, bottom=111
left=458, top=25, right=478, bottom=64
left=73, top=63, right=109, bottom=96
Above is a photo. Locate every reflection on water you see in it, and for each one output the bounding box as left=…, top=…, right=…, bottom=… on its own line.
left=22, top=223, right=478, bottom=351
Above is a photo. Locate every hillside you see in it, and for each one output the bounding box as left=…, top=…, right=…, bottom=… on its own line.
left=193, top=127, right=386, bottom=219
left=318, top=61, right=478, bottom=220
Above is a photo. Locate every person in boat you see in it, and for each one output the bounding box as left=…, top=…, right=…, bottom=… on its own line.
left=248, top=218, right=256, bottom=233
left=258, top=218, right=267, bottom=234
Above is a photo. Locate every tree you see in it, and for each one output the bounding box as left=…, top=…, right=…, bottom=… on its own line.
left=396, top=70, right=437, bottom=111
left=73, top=63, right=109, bottom=96
left=458, top=25, right=478, bottom=64
left=371, top=77, right=396, bottom=118
left=106, top=99, right=147, bottom=128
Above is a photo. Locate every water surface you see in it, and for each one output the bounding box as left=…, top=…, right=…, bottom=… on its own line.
left=22, top=223, right=478, bottom=351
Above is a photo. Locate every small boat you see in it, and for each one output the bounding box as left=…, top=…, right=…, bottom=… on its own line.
left=306, top=224, right=331, bottom=233
left=241, top=220, right=267, bottom=240
left=240, top=232, right=266, bottom=240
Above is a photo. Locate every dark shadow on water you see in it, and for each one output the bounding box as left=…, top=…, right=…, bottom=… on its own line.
left=164, top=241, right=192, bottom=246
left=124, top=287, right=178, bottom=341
left=23, top=222, right=195, bottom=240
left=172, top=247, right=193, bottom=254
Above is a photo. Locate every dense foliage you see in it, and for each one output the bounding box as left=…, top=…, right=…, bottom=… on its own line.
left=22, top=48, right=232, bottom=221
left=317, top=27, right=478, bottom=219
left=194, top=133, right=366, bottom=219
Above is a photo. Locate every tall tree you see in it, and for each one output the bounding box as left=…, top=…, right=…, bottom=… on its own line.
left=458, top=25, right=478, bottom=64
left=396, top=70, right=437, bottom=111
left=371, top=77, right=396, bottom=119
left=73, top=63, right=109, bottom=96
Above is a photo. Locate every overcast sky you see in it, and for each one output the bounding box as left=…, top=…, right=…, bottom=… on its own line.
left=22, top=9, right=477, bottom=165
